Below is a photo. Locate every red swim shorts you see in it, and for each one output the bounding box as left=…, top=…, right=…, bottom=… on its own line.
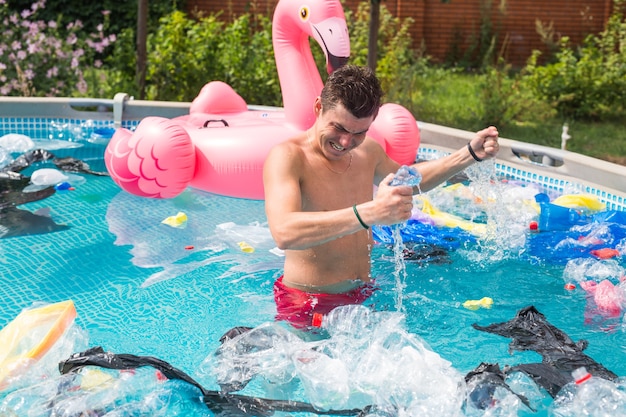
left=273, top=276, right=377, bottom=329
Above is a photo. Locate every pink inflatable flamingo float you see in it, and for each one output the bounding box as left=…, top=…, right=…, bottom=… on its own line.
left=105, top=0, right=420, bottom=200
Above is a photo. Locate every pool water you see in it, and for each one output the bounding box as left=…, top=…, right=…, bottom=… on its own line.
left=1, top=127, right=625, bottom=416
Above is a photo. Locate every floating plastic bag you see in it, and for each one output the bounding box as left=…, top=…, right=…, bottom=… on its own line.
left=0, top=300, right=83, bottom=392
left=30, top=168, right=69, bottom=186
left=215, top=221, right=275, bottom=251
left=24, top=168, right=86, bottom=192
left=0, top=134, right=35, bottom=153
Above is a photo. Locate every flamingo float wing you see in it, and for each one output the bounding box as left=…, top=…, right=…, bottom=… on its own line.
left=105, top=117, right=195, bottom=198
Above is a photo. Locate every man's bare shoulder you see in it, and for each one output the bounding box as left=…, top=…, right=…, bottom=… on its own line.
left=265, top=135, right=307, bottom=171
left=272, top=135, right=306, bottom=153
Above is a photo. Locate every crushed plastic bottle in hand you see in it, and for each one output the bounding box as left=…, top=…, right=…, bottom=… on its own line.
left=390, top=165, right=422, bottom=187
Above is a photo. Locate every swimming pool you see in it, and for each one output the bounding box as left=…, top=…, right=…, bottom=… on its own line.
left=1, top=107, right=625, bottom=416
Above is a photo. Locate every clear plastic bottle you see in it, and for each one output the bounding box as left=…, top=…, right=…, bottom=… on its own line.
left=390, top=165, right=422, bottom=187
left=552, top=367, right=626, bottom=417
left=311, top=304, right=373, bottom=338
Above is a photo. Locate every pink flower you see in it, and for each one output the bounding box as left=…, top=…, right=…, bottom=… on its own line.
left=76, top=78, right=87, bottom=94
left=32, top=0, right=45, bottom=12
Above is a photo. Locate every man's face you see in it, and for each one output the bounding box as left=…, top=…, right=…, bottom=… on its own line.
left=314, top=99, right=374, bottom=160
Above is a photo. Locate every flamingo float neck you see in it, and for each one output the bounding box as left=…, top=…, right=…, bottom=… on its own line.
left=272, top=0, right=350, bottom=131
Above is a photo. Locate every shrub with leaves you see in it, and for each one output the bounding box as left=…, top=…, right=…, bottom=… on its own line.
left=0, top=0, right=115, bottom=97
left=143, top=11, right=225, bottom=102
left=216, top=13, right=280, bottom=107
left=345, top=2, right=416, bottom=93
left=136, top=10, right=279, bottom=104
left=520, top=0, right=626, bottom=121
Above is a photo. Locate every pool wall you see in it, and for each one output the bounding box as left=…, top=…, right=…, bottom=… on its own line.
left=418, top=122, right=626, bottom=210
left=1, top=95, right=625, bottom=210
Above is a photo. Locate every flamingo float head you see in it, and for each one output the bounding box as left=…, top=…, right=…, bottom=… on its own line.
left=272, top=0, right=350, bottom=129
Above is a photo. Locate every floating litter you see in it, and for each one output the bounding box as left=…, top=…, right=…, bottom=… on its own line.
left=590, top=248, right=620, bottom=259
left=237, top=241, right=255, bottom=253
left=161, top=212, right=188, bottom=228
left=565, top=283, right=576, bottom=290
left=462, top=297, right=493, bottom=310
left=184, top=245, right=195, bottom=250
left=54, top=181, right=72, bottom=191
left=30, top=168, right=68, bottom=186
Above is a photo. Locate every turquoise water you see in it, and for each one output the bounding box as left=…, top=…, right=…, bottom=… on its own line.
left=1, top=127, right=625, bottom=416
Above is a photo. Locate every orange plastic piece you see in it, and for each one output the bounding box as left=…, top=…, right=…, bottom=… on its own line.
left=0, top=300, right=77, bottom=389
left=590, top=248, right=620, bottom=259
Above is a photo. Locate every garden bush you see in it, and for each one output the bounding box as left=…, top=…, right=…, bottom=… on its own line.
left=520, top=0, right=626, bottom=121
left=5, top=0, right=182, bottom=40
left=0, top=0, right=115, bottom=97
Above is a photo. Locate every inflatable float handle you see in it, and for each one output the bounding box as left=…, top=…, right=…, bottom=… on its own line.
left=202, top=119, right=229, bottom=128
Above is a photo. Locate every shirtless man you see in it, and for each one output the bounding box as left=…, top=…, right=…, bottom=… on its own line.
left=263, top=65, right=499, bottom=328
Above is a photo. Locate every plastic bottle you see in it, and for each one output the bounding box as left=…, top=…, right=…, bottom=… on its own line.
left=311, top=304, right=372, bottom=337
left=552, top=367, right=626, bottom=417
left=390, top=165, right=422, bottom=187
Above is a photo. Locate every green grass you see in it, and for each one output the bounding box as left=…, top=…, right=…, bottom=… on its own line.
left=391, top=71, right=626, bottom=166
left=501, top=120, right=626, bottom=165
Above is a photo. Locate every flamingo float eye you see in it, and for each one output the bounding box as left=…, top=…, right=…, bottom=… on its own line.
left=299, top=6, right=309, bottom=21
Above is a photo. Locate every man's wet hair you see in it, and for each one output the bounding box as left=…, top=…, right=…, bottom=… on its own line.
left=320, top=64, right=383, bottom=119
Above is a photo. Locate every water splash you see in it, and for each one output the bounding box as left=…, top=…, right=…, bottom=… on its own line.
left=392, top=226, right=407, bottom=311
left=461, top=160, right=537, bottom=263
left=390, top=166, right=423, bottom=311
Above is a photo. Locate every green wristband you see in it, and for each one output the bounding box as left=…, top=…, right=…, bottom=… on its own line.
left=353, top=204, right=369, bottom=229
